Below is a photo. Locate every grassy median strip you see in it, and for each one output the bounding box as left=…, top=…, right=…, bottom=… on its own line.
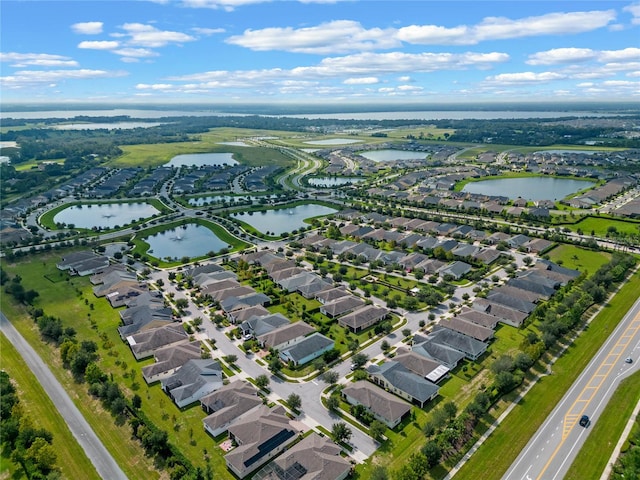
left=0, top=333, right=101, bottom=479
left=454, top=269, right=640, bottom=480
left=564, top=370, right=640, bottom=480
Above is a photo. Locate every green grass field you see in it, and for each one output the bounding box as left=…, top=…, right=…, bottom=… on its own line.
left=453, top=268, right=640, bottom=480
left=0, top=334, right=101, bottom=480
left=546, top=244, right=612, bottom=274
left=563, top=216, right=640, bottom=238
left=111, top=127, right=297, bottom=168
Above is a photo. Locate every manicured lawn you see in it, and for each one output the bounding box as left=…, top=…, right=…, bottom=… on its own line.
left=564, top=370, right=640, bottom=480
left=546, top=244, right=611, bottom=274
left=0, top=334, right=101, bottom=480
left=453, top=269, right=640, bottom=480
left=563, top=215, right=640, bottom=238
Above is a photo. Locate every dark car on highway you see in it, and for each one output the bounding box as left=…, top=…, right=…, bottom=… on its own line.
left=579, top=415, right=590, bottom=427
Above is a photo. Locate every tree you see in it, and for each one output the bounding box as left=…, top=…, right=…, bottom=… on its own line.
left=370, top=465, right=389, bottom=480
left=255, top=374, right=270, bottom=390
left=25, top=437, right=57, bottom=475
left=352, top=353, right=369, bottom=369
left=132, top=394, right=142, bottom=410
left=322, top=370, right=339, bottom=385
left=421, top=440, right=442, bottom=467
left=402, top=328, right=412, bottom=338
left=381, top=340, right=390, bottom=353
left=326, top=395, right=340, bottom=412
left=223, top=354, right=238, bottom=364
left=331, top=422, right=352, bottom=443
left=370, top=420, right=387, bottom=441
left=287, top=393, right=301, bottom=411
left=443, top=401, right=457, bottom=419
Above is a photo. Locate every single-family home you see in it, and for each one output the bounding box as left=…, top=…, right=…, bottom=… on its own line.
left=126, top=323, right=188, bottom=360
left=258, top=321, right=316, bottom=351
left=279, top=332, right=334, bottom=367
left=339, top=305, right=389, bottom=333
left=342, top=380, right=411, bottom=429
left=320, top=295, right=366, bottom=318
left=162, top=359, right=223, bottom=408
left=201, top=380, right=262, bottom=437
left=141, top=341, right=202, bottom=384
left=393, top=349, right=450, bottom=384
left=367, top=361, right=439, bottom=408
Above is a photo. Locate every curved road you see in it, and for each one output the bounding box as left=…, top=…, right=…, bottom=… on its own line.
left=503, top=297, right=640, bottom=480
left=0, top=312, right=128, bottom=480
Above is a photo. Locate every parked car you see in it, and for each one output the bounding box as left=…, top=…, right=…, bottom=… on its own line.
left=579, top=415, right=589, bottom=427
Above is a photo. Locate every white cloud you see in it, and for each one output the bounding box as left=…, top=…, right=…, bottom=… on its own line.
left=599, top=47, right=640, bottom=62
left=191, top=27, right=225, bottom=35
left=119, top=23, right=196, bottom=47
left=71, top=21, right=104, bottom=35
left=397, top=9, right=615, bottom=45
left=398, top=76, right=412, bottom=82
left=484, top=71, right=566, bottom=85
left=344, top=77, right=379, bottom=85
left=226, top=20, right=399, bottom=54
left=1, top=68, right=127, bottom=88
left=623, top=2, right=640, bottom=24
left=112, top=48, right=159, bottom=58
left=627, top=71, right=640, bottom=77
left=78, top=40, right=121, bottom=50
left=527, top=48, right=597, bottom=65
left=0, top=52, right=79, bottom=67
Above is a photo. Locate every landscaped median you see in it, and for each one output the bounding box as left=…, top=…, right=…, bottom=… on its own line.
left=453, top=268, right=640, bottom=480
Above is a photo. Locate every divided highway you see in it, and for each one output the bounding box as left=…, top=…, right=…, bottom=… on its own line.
left=503, top=297, right=640, bottom=480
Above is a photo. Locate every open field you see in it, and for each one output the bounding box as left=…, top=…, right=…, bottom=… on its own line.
left=453, top=268, right=640, bottom=480
left=546, top=244, right=612, bottom=274
left=111, top=127, right=297, bottom=168
left=0, top=334, right=101, bottom=480
left=564, top=370, right=640, bottom=480
left=561, top=215, right=640, bottom=238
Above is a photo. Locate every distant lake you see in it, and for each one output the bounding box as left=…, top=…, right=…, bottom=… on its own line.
left=233, top=203, right=338, bottom=235
left=535, top=149, right=600, bottom=155
left=54, top=122, right=163, bottom=130
left=359, top=149, right=427, bottom=162
left=307, top=177, right=365, bottom=187
left=53, top=202, right=160, bottom=229
left=3, top=109, right=629, bottom=120
left=462, top=177, right=594, bottom=201
left=166, top=153, right=238, bottom=167
left=144, top=223, right=228, bottom=260
left=304, top=138, right=363, bottom=145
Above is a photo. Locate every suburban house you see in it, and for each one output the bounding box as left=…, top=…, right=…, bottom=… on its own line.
left=279, top=332, right=334, bottom=366
left=437, top=317, right=494, bottom=342
left=456, top=307, right=499, bottom=329
left=57, top=251, right=111, bottom=276
left=239, top=313, right=290, bottom=338
left=201, top=380, right=262, bottom=437
left=472, top=298, right=529, bottom=327
left=342, top=380, right=412, bottom=428
left=221, top=292, right=271, bottom=313
left=225, top=405, right=299, bottom=479
left=252, top=432, right=351, bottom=480
left=161, top=359, right=223, bottom=408
left=320, top=295, right=366, bottom=318
left=367, top=361, right=440, bottom=408
left=126, top=323, right=188, bottom=360
left=393, top=349, right=450, bottom=384
left=141, top=341, right=202, bottom=383
left=411, top=335, right=465, bottom=369
left=426, top=328, right=488, bottom=361
left=257, top=321, right=316, bottom=351
left=117, top=306, right=174, bottom=339
left=437, top=261, right=472, bottom=280
left=228, top=305, right=271, bottom=324
left=314, top=287, right=349, bottom=304
left=339, top=305, right=389, bottom=333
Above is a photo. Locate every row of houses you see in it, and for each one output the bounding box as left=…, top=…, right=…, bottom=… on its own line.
left=242, top=250, right=391, bottom=334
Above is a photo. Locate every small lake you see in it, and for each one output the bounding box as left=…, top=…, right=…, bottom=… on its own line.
left=307, top=177, right=365, bottom=187
left=462, top=177, right=594, bottom=201
left=304, top=138, right=363, bottom=145
left=144, top=223, right=229, bottom=260
left=358, top=149, right=427, bottom=162
left=535, top=149, right=599, bottom=155
left=233, top=203, right=338, bottom=235
left=166, top=153, right=238, bottom=168
left=53, top=202, right=160, bottom=229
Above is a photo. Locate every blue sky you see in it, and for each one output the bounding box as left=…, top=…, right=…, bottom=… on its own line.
left=1, top=0, right=639, bottom=104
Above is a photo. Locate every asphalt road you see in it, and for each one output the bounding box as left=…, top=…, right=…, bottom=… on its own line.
left=0, top=312, right=128, bottom=480
left=503, top=296, right=640, bottom=480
